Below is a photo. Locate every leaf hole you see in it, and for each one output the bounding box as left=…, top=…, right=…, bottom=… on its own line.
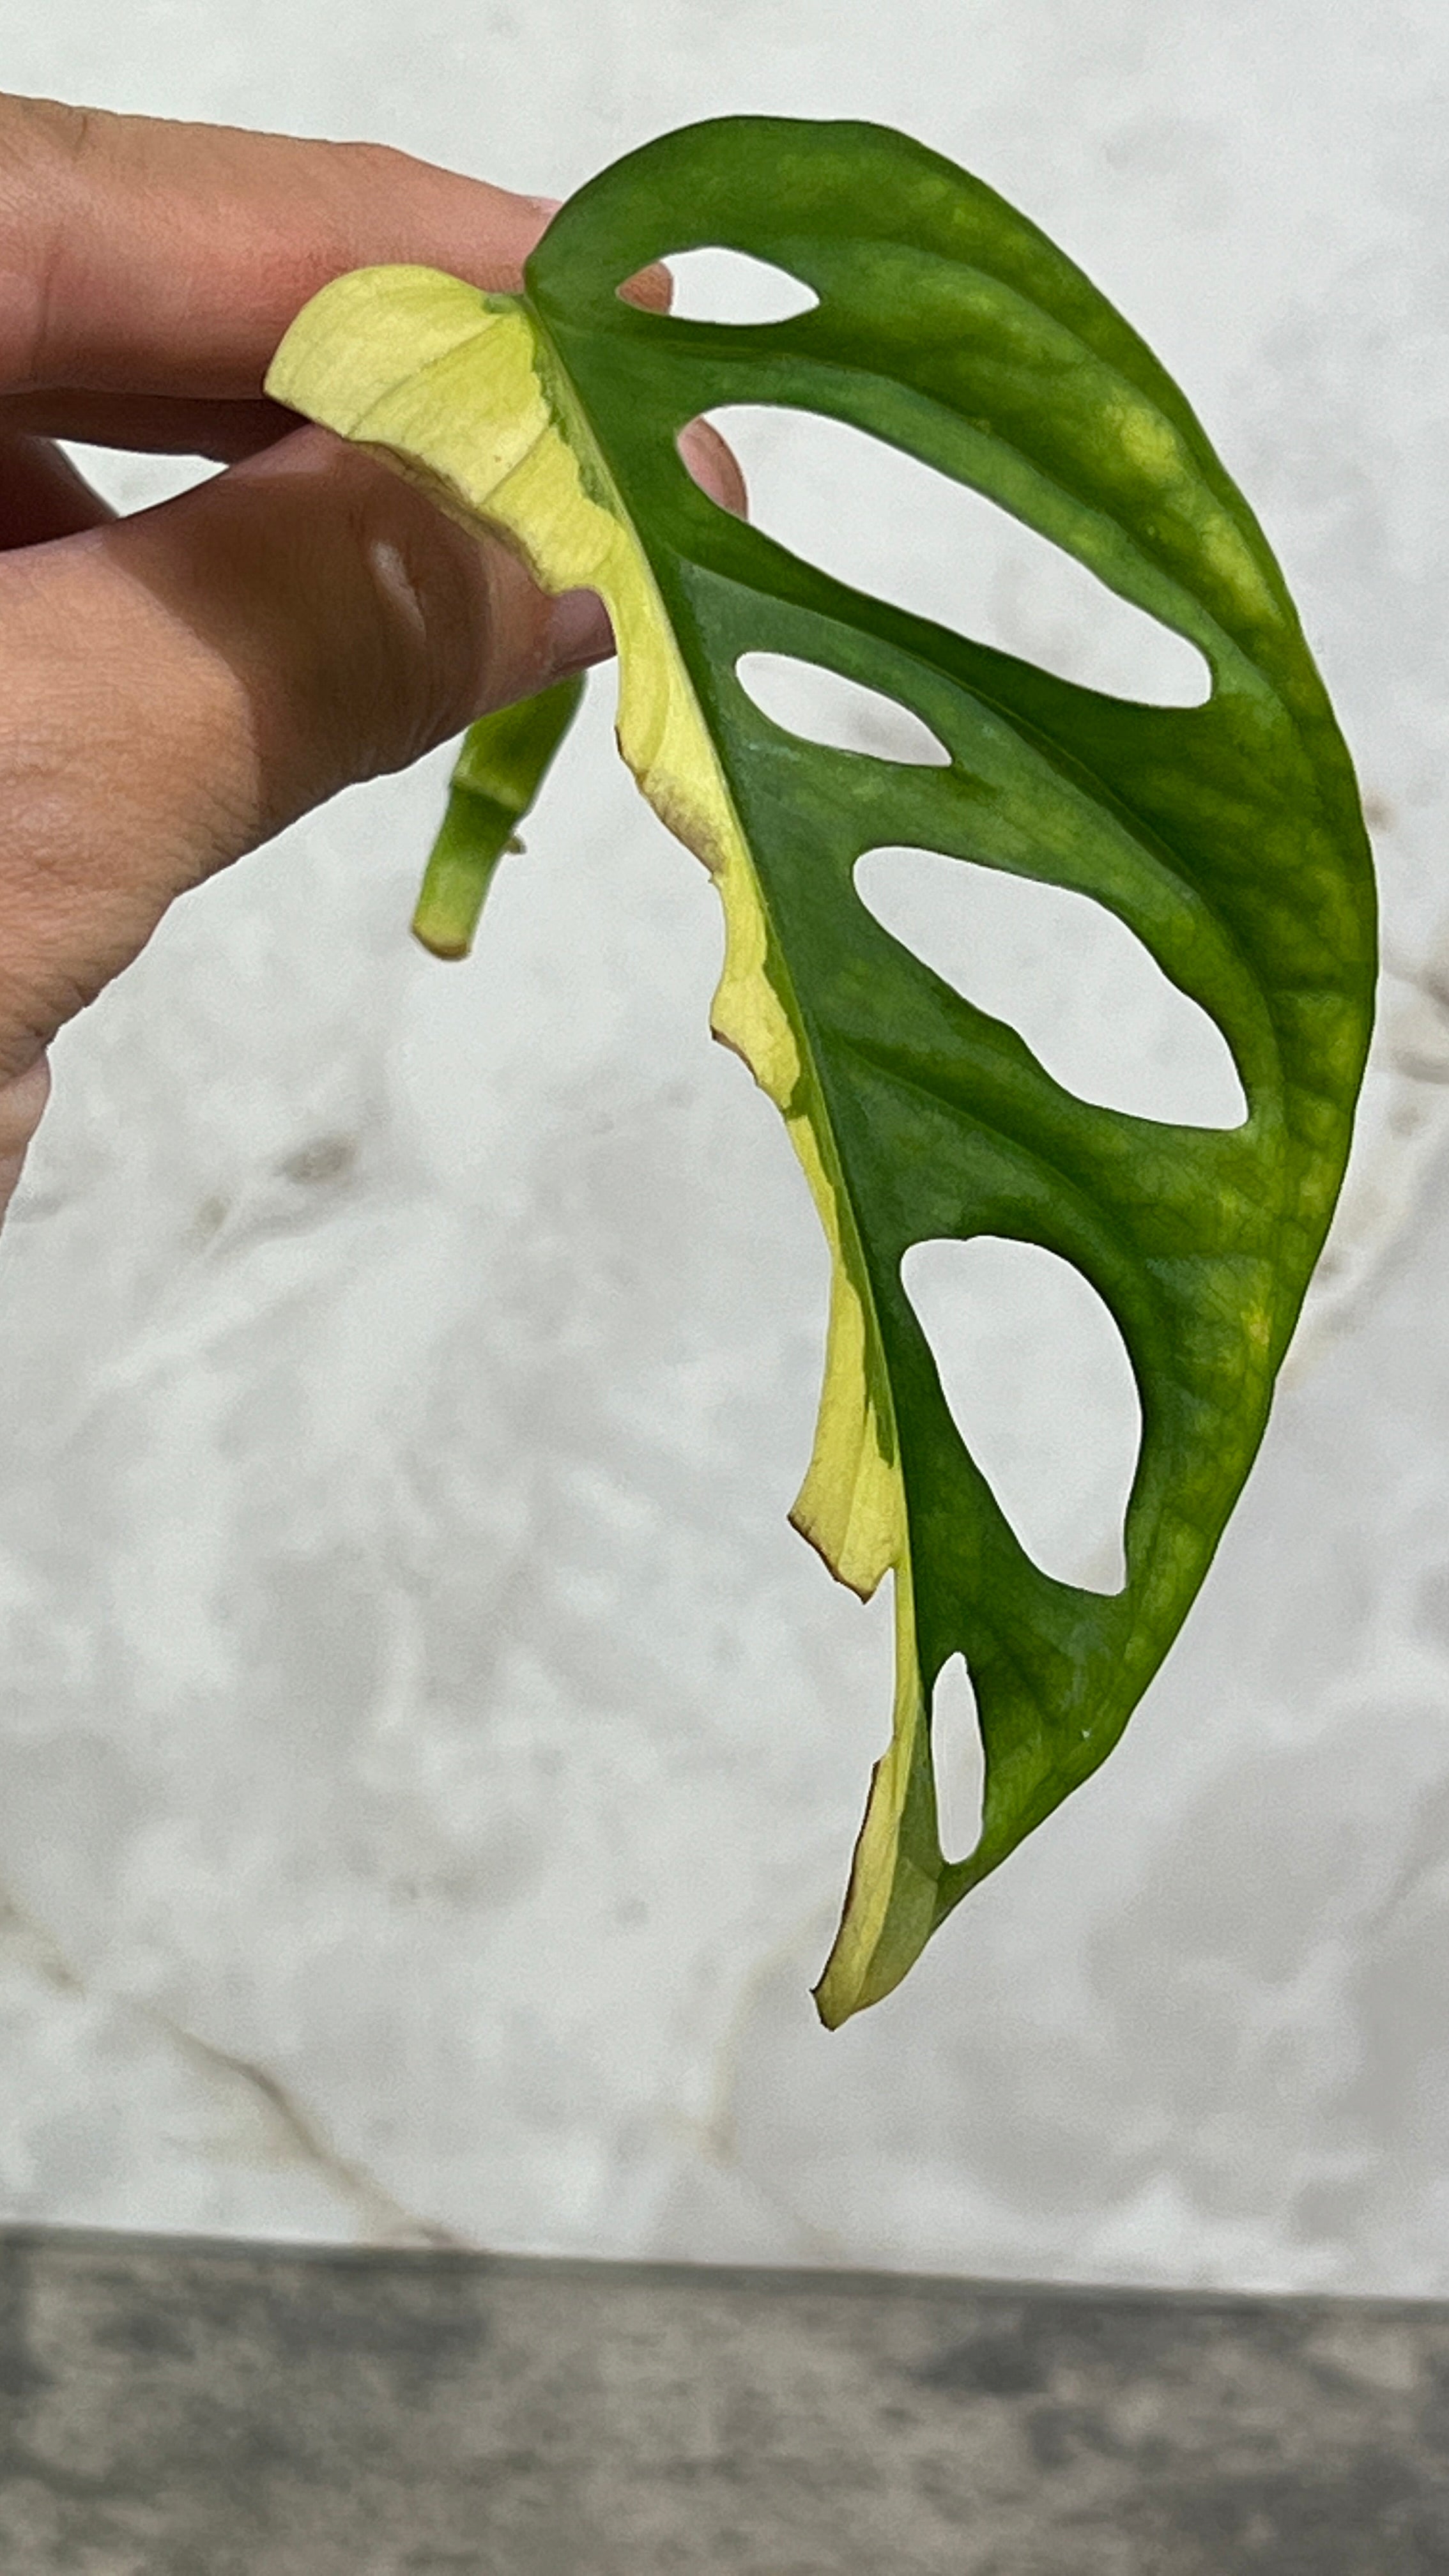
left=700, top=406, right=1211, bottom=706
left=901, top=1236, right=1140, bottom=1592
left=652, top=248, right=819, bottom=325
left=856, top=847, right=1247, bottom=1126
left=735, top=654, right=950, bottom=767
left=931, top=1654, right=985, bottom=1864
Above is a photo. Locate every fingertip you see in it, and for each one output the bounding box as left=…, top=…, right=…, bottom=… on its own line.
left=618, top=261, right=673, bottom=315
left=678, top=417, right=749, bottom=519
left=542, top=586, right=613, bottom=674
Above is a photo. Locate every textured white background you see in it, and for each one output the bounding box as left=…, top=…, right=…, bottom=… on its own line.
left=3, top=0, right=1449, bottom=2292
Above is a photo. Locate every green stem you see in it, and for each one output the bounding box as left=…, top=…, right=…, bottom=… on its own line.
left=411, top=672, right=586, bottom=959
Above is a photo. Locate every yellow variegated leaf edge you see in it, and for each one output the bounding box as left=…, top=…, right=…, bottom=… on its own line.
left=266, top=268, right=927, bottom=2019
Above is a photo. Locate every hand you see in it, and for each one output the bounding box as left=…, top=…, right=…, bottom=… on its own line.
left=0, top=94, right=744, bottom=1221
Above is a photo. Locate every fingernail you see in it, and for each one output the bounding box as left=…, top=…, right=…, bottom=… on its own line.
left=546, top=586, right=613, bottom=672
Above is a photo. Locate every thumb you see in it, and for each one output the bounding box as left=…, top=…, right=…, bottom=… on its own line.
left=0, top=422, right=608, bottom=1080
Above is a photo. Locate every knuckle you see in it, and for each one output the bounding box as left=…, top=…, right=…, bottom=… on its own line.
left=341, top=466, right=491, bottom=772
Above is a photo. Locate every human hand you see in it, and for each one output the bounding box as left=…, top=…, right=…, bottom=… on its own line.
left=0, top=93, right=743, bottom=1221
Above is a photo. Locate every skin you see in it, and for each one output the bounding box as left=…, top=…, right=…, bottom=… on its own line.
left=0, top=91, right=743, bottom=1221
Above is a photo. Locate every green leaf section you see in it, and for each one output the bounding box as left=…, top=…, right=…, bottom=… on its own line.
left=267, top=116, right=1376, bottom=2023
left=412, top=675, right=584, bottom=958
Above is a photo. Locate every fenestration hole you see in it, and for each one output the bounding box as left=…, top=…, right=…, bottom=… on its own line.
left=855, top=846, right=1246, bottom=1128
left=653, top=247, right=819, bottom=325
left=698, top=406, right=1210, bottom=706
left=902, top=1235, right=1140, bottom=1593
left=932, top=1654, right=985, bottom=1864
left=736, top=654, right=950, bottom=767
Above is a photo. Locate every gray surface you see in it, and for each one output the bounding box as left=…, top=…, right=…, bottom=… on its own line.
left=0, top=2232, right=1445, bottom=2572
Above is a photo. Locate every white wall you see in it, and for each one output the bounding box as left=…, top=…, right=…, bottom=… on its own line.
left=3, top=0, right=1449, bottom=2292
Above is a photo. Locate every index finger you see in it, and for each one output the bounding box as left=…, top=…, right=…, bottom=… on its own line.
left=0, top=92, right=581, bottom=401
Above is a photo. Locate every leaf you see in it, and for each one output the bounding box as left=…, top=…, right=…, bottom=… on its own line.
left=266, top=116, right=1376, bottom=2024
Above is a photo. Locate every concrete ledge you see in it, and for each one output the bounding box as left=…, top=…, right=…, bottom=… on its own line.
left=1, top=2229, right=1446, bottom=2572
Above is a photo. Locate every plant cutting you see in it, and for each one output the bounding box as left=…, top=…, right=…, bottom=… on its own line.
left=266, top=114, right=1376, bottom=2026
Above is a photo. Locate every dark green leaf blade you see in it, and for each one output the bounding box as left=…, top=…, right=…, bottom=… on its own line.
left=523, top=119, right=1375, bottom=2020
